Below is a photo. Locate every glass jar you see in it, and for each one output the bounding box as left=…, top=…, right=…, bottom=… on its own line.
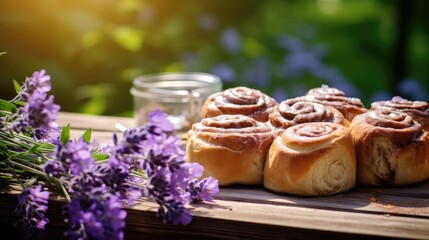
left=130, top=72, right=222, bottom=133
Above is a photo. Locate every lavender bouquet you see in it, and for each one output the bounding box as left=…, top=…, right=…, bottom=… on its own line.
left=0, top=69, right=219, bottom=239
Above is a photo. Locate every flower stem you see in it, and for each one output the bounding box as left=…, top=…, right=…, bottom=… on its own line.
left=7, top=159, right=71, bottom=201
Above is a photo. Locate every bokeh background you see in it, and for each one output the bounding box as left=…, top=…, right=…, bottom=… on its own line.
left=1, top=0, right=428, bottom=117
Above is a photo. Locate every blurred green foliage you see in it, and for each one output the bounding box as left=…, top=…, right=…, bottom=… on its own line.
left=0, top=0, right=428, bottom=117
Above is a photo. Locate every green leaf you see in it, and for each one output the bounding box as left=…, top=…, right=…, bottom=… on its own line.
left=0, top=142, right=9, bottom=160
left=82, top=128, right=92, bottom=143
left=92, top=153, right=109, bottom=161
left=28, top=142, right=52, bottom=153
left=14, top=101, right=26, bottom=107
left=28, top=142, right=43, bottom=152
left=60, top=124, right=71, bottom=145
left=0, top=99, right=17, bottom=113
left=13, top=80, right=22, bottom=94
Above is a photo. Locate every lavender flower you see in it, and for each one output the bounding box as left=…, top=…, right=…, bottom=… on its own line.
left=221, top=27, right=241, bottom=54
left=211, top=64, right=236, bottom=83
left=64, top=188, right=126, bottom=240
left=43, top=160, right=64, bottom=178
left=158, top=198, right=192, bottom=225
left=55, top=137, right=95, bottom=176
left=397, top=78, right=427, bottom=100
left=139, top=127, right=215, bottom=224
left=102, top=155, right=142, bottom=206
left=188, top=177, right=219, bottom=203
left=272, top=88, right=288, bottom=103
left=15, top=185, right=50, bottom=239
left=18, top=69, right=52, bottom=102
left=244, top=57, right=271, bottom=87
left=148, top=109, right=174, bottom=132
left=24, top=93, right=60, bottom=142
left=11, top=69, right=60, bottom=143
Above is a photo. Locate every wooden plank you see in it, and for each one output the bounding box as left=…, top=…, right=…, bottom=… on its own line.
left=216, top=185, right=429, bottom=218
left=58, top=112, right=135, bottom=131
left=70, top=129, right=117, bottom=145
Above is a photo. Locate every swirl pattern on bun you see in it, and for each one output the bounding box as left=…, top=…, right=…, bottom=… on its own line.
left=264, top=122, right=356, bottom=196
left=371, top=96, right=429, bottom=131
left=305, top=85, right=367, bottom=121
left=186, top=114, right=280, bottom=186
left=268, top=99, right=349, bottom=129
left=201, top=86, right=278, bottom=122
left=350, top=108, right=429, bottom=186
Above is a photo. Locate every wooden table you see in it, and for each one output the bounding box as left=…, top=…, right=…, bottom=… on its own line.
left=1, top=112, right=429, bottom=239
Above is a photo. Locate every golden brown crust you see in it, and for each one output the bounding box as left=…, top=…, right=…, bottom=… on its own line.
left=186, top=114, right=281, bottom=186
left=264, top=122, right=356, bottom=196
left=268, top=99, right=349, bottom=129
left=349, top=108, right=429, bottom=186
left=371, top=96, right=429, bottom=132
left=201, top=86, right=278, bottom=122
left=305, top=85, right=367, bottom=121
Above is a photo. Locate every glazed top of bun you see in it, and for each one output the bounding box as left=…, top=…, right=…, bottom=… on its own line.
left=371, top=96, right=429, bottom=123
left=201, top=86, right=278, bottom=122
left=350, top=108, right=423, bottom=146
left=305, top=84, right=365, bottom=108
left=188, top=114, right=280, bottom=151
left=269, top=99, right=349, bottom=129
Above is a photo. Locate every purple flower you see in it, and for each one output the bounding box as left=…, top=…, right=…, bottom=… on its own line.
left=188, top=177, right=219, bottom=202
left=12, top=70, right=60, bottom=142
left=65, top=189, right=126, bottom=240
left=158, top=199, right=192, bottom=225
left=244, top=57, right=271, bottom=87
left=397, top=78, right=427, bottom=100
left=19, top=69, right=52, bottom=102
left=211, top=64, right=236, bottom=83
left=102, top=155, right=142, bottom=206
left=15, top=185, right=50, bottom=239
left=272, top=88, right=288, bottom=103
left=43, top=160, right=64, bottom=177
left=148, top=109, right=174, bottom=132
left=188, top=177, right=219, bottom=203
left=221, top=27, right=241, bottom=54
left=370, top=91, right=393, bottom=103
left=138, top=128, right=210, bottom=224
left=170, top=163, right=203, bottom=198
left=56, top=137, right=95, bottom=176
left=25, top=93, right=60, bottom=141
left=110, top=109, right=219, bottom=225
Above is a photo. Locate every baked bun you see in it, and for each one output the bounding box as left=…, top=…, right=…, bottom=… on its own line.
left=201, top=86, right=278, bottom=122
left=264, top=122, right=356, bottom=196
left=186, top=114, right=280, bottom=186
left=350, top=108, right=429, bottom=186
left=305, top=85, right=367, bottom=121
left=371, top=96, right=429, bottom=131
left=268, top=98, right=349, bottom=129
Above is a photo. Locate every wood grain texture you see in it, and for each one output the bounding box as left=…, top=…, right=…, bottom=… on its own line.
left=58, top=112, right=136, bottom=131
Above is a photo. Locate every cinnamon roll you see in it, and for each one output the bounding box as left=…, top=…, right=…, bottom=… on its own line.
left=264, top=122, right=356, bottom=196
left=305, top=85, right=367, bottom=121
left=350, top=108, right=429, bottom=186
left=268, top=99, right=349, bottom=129
left=201, top=86, right=278, bottom=122
left=186, top=114, right=280, bottom=186
left=371, top=96, right=429, bottom=131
